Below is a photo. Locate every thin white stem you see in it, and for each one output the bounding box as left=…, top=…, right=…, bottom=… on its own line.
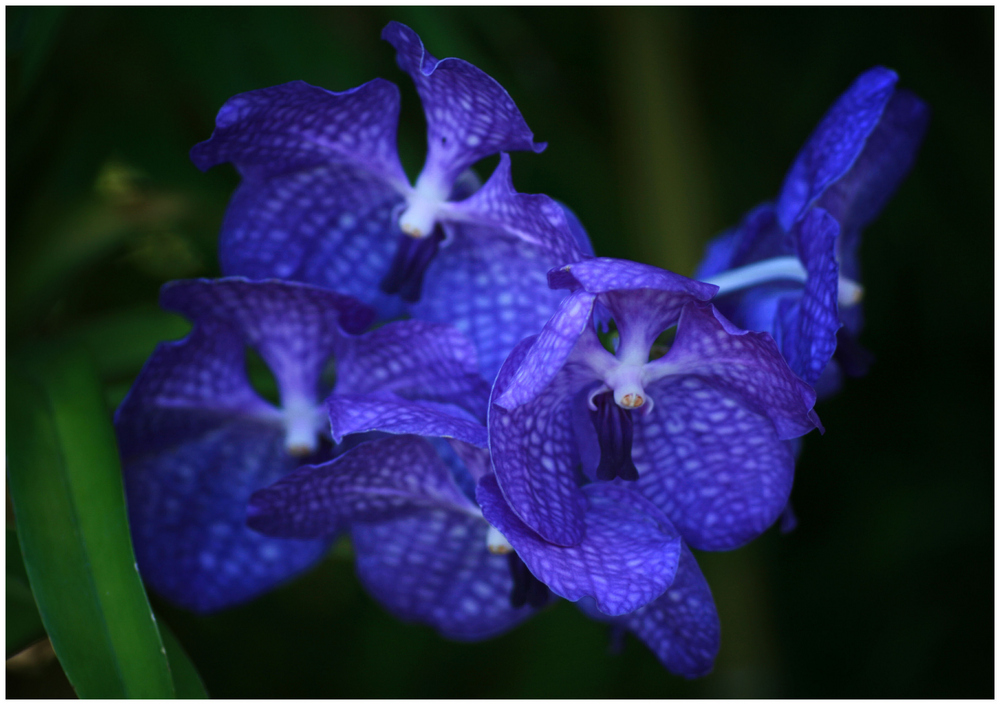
left=704, top=256, right=863, bottom=307
left=704, top=256, right=808, bottom=294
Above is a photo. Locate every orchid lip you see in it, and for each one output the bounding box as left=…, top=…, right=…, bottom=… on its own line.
left=590, top=390, right=640, bottom=482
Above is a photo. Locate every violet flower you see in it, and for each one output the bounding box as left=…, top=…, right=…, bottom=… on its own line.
left=489, top=258, right=822, bottom=551
left=190, top=21, right=589, bottom=380
left=248, top=393, right=719, bottom=677
left=695, top=67, right=929, bottom=394
left=115, top=277, right=486, bottom=613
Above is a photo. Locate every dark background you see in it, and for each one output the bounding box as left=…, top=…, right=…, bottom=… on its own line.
left=7, top=6, right=993, bottom=698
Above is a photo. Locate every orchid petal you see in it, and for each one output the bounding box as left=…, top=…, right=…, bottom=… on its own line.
left=247, top=435, right=477, bottom=539
left=488, top=337, right=588, bottom=547
left=633, top=374, right=797, bottom=550
left=478, top=476, right=682, bottom=616
left=777, top=67, right=898, bottom=230
left=382, top=21, right=544, bottom=187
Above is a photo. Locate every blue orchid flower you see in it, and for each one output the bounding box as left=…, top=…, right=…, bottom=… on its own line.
left=190, top=21, right=591, bottom=381
left=488, top=258, right=822, bottom=552
left=114, top=277, right=487, bottom=613
left=247, top=392, right=719, bottom=677
left=695, top=67, right=929, bottom=395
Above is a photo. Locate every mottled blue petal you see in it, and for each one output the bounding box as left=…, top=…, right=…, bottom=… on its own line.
left=334, top=319, right=489, bottom=418
left=633, top=375, right=797, bottom=551
left=494, top=289, right=597, bottom=410
left=216, top=167, right=406, bottom=320
left=448, top=439, right=493, bottom=483
left=548, top=258, right=718, bottom=366
left=580, top=544, right=719, bottom=678
left=648, top=302, right=821, bottom=440
left=478, top=476, right=681, bottom=616
left=327, top=395, right=487, bottom=448
left=818, top=88, right=930, bottom=280
left=548, top=257, right=718, bottom=301
left=190, top=79, right=413, bottom=320
left=413, top=225, right=578, bottom=382
left=190, top=79, right=408, bottom=187
left=488, top=337, right=588, bottom=547
left=161, top=278, right=375, bottom=405
left=446, top=153, right=585, bottom=264
left=123, top=420, right=329, bottom=613
left=777, top=208, right=842, bottom=385
left=382, top=21, right=544, bottom=188
left=776, top=67, right=898, bottom=231
left=247, top=435, right=476, bottom=539
left=114, top=318, right=274, bottom=459
left=353, top=508, right=533, bottom=640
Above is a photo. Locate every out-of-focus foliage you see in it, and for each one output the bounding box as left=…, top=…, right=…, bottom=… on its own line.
left=6, top=6, right=992, bottom=698
left=5, top=348, right=200, bottom=697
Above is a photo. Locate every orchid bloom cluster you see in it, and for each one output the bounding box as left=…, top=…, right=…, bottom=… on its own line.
left=115, top=22, right=927, bottom=679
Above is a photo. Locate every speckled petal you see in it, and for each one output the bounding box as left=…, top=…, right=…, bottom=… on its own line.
left=190, top=79, right=413, bottom=320
left=632, top=374, right=797, bottom=551
left=190, top=79, right=409, bottom=187
left=413, top=224, right=579, bottom=382
left=488, top=337, right=588, bottom=547
left=216, top=167, right=407, bottom=320
left=445, top=153, right=585, bottom=265
left=647, top=302, right=821, bottom=440
left=247, top=435, right=477, bottom=539
left=579, top=544, right=719, bottom=678
left=493, top=289, right=598, bottom=410
left=778, top=208, right=842, bottom=385
left=776, top=67, right=898, bottom=231
left=548, top=257, right=718, bottom=301
left=448, top=439, right=493, bottom=483
left=818, top=88, right=930, bottom=281
left=548, top=259, right=718, bottom=364
left=382, top=21, right=544, bottom=187
left=123, top=420, right=330, bottom=614
left=327, top=395, right=487, bottom=448
left=353, top=508, right=534, bottom=641
left=334, top=319, right=489, bottom=418
left=114, top=318, right=274, bottom=460
left=161, top=278, right=374, bottom=406
left=478, top=475, right=681, bottom=616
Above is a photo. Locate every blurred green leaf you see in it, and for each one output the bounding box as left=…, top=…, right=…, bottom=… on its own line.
left=67, top=303, right=190, bottom=381
left=6, top=529, right=46, bottom=658
left=6, top=347, right=176, bottom=697
left=7, top=7, right=68, bottom=106
left=159, top=620, right=210, bottom=698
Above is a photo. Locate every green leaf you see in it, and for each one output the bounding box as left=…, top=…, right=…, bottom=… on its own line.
left=7, top=529, right=46, bottom=658
left=159, top=620, right=210, bottom=698
left=6, top=347, right=176, bottom=698
left=66, top=303, right=190, bottom=381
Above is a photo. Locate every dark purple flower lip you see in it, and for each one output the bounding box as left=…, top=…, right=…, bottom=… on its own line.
left=589, top=391, right=639, bottom=482
left=379, top=227, right=446, bottom=302
left=506, top=553, right=550, bottom=608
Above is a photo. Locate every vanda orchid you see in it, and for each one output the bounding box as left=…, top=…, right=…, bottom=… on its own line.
left=695, top=66, right=929, bottom=395
left=108, top=15, right=931, bottom=686
left=246, top=393, right=720, bottom=677
left=190, top=21, right=591, bottom=380
left=114, top=277, right=487, bottom=612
